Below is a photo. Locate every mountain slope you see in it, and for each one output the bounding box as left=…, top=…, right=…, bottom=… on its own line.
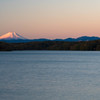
left=0, top=32, right=26, bottom=40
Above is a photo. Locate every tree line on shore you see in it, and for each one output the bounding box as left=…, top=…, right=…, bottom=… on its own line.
left=1, top=40, right=100, bottom=51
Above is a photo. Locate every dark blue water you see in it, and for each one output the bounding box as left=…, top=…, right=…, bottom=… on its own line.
left=0, top=51, right=100, bottom=100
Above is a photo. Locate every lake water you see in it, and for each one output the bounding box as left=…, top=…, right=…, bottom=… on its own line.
left=0, top=51, right=100, bottom=100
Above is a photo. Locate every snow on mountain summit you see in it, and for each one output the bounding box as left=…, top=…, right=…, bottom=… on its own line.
left=0, top=32, right=26, bottom=40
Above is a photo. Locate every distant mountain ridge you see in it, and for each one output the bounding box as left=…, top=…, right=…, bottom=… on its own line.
left=0, top=32, right=100, bottom=43
left=64, top=36, right=100, bottom=42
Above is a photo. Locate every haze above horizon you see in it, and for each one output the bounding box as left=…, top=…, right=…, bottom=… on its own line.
left=0, top=0, right=100, bottom=39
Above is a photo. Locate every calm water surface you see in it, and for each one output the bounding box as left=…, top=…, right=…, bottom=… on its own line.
left=0, top=51, right=100, bottom=100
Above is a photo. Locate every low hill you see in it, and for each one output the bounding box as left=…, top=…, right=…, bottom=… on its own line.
left=1, top=40, right=100, bottom=51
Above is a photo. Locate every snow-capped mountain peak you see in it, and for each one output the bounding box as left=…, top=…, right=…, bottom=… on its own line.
left=0, top=32, right=26, bottom=40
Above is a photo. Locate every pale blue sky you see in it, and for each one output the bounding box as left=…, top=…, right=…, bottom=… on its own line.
left=0, top=0, right=100, bottom=39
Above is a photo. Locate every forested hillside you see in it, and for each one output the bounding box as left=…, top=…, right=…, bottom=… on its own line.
left=0, top=40, right=100, bottom=51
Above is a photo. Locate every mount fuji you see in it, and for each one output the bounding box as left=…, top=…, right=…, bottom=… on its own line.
left=0, top=32, right=26, bottom=40
left=0, top=32, right=30, bottom=43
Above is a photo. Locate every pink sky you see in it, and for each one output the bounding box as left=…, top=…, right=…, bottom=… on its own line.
left=0, top=0, right=100, bottom=39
